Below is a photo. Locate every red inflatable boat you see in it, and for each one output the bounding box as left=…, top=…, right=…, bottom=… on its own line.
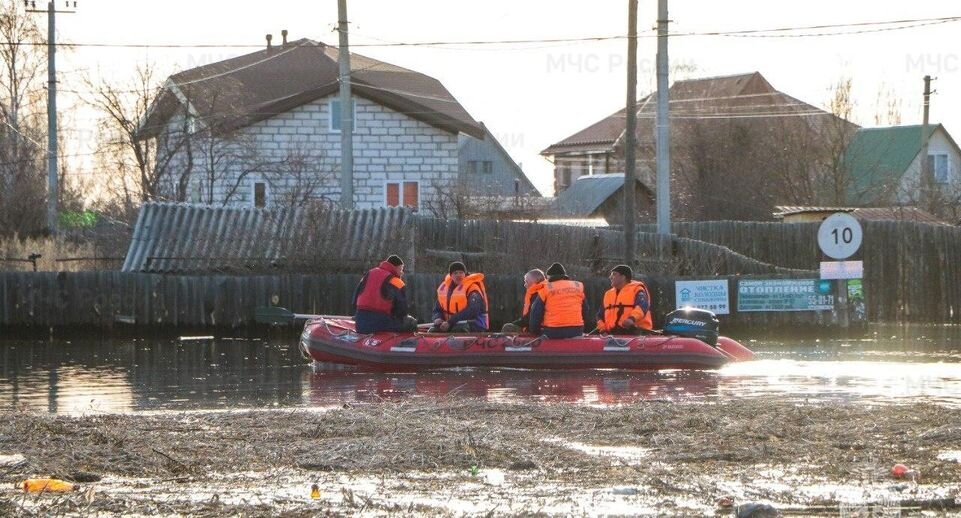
left=297, top=317, right=753, bottom=371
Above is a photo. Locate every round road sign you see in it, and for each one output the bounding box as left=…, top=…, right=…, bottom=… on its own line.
left=817, top=212, right=863, bottom=259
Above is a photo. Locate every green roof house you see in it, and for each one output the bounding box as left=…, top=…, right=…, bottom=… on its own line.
left=845, top=124, right=961, bottom=205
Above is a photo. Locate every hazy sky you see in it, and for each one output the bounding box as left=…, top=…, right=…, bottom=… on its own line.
left=50, top=0, right=961, bottom=195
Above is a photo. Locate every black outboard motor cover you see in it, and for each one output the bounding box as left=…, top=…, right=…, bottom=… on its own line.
left=663, top=308, right=719, bottom=346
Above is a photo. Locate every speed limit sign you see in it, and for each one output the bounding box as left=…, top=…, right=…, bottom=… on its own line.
left=817, top=212, right=863, bottom=259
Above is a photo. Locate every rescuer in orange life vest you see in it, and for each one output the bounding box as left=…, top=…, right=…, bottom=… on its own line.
left=352, top=255, right=417, bottom=334
left=429, top=261, right=489, bottom=332
left=528, top=263, right=590, bottom=339
left=596, top=264, right=653, bottom=334
left=501, top=268, right=546, bottom=333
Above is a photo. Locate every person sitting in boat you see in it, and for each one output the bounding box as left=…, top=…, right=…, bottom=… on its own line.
left=501, top=268, right=546, bottom=333
left=596, top=264, right=653, bottom=335
left=353, top=255, right=417, bottom=334
left=528, top=262, right=590, bottom=339
left=429, top=261, right=489, bottom=332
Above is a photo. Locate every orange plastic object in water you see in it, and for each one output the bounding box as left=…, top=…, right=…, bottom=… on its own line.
left=891, top=464, right=909, bottom=478
left=20, top=478, right=78, bottom=493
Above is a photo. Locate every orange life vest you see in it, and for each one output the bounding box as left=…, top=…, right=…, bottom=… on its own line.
left=538, top=279, right=585, bottom=328
left=436, top=273, right=489, bottom=329
left=522, top=280, right=546, bottom=317
left=600, top=280, right=653, bottom=331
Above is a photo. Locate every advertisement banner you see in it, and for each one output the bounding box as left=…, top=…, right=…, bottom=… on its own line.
left=675, top=279, right=730, bottom=315
left=737, top=279, right=834, bottom=312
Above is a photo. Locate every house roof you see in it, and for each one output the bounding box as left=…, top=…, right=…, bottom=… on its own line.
left=541, top=72, right=843, bottom=156
left=138, top=39, right=484, bottom=139
left=773, top=205, right=946, bottom=224
left=844, top=124, right=960, bottom=203
left=552, top=173, right=651, bottom=217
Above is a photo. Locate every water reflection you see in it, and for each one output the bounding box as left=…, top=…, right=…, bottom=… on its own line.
left=1, top=337, right=305, bottom=414
left=1, top=324, right=960, bottom=414
left=305, top=367, right=722, bottom=405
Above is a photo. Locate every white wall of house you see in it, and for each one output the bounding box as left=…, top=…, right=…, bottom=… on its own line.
left=158, top=94, right=460, bottom=211
left=897, top=128, right=961, bottom=204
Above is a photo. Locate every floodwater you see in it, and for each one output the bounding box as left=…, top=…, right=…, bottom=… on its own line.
left=2, top=325, right=961, bottom=414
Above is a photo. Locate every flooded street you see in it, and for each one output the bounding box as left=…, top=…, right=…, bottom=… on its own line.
left=3, top=325, right=961, bottom=516
left=3, top=325, right=961, bottom=413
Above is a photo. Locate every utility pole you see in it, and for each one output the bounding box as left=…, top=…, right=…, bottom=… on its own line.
left=25, top=0, right=76, bottom=236
left=623, top=0, right=638, bottom=265
left=337, top=0, right=354, bottom=210
left=920, top=75, right=935, bottom=205
left=655, top=0, right=671, bottom=235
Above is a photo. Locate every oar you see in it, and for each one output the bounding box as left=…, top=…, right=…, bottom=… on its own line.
left=254, top=306, right=351, bottom=326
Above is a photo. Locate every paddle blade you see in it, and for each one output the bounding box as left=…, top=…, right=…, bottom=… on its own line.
left=255, top=306, right=296, bottom=325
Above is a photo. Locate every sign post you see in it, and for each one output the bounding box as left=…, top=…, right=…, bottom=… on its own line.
left=817, top=213, right=864, bottom=328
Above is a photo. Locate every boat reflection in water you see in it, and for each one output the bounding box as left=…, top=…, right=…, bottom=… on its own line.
left=305, top=364, right=722, bottom=405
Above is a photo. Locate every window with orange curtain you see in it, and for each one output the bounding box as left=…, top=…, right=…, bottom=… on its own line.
left=385, top=181, right=419, bottom=210
left=402, top=182, right=419, bottom=209
left=385, top=182, right=400, bottom=207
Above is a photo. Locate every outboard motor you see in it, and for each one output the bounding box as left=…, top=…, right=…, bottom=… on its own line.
left=663, top=307, right=719, bottom=346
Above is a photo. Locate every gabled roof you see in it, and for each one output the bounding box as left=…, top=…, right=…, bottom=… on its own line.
left=552, top=173, right=651, bottom=217
left=773, top=205, right=946, bottom=224
left=845, top=124, right=961, bottom=203
left=541, top=72, right=844, bottom=156
left=138, top=39, right=483, bottom=139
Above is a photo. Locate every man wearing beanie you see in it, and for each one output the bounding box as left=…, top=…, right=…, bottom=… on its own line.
left=596, top=264, right=653, bottom=334
left=353, top=255, right=417, bottom=333
left=528, top=262, right=590, bottom=339
left=430, top=261, right=489, bottom=332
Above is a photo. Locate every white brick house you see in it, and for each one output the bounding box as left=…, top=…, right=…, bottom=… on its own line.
left=137, top=38, right=484, bottom=212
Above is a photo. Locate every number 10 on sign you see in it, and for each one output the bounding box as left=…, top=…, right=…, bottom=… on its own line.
left=817, top=213, right=863, bottom=260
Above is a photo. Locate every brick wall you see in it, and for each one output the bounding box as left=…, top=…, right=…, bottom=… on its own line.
left=158, top=94, right=460, bottom=211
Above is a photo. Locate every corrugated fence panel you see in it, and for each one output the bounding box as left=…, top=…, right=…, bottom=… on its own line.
left=122, top=203, right=413, bottom=273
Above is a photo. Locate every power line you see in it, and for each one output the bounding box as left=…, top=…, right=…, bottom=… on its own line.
left=2, top=15, right=959, bottom=49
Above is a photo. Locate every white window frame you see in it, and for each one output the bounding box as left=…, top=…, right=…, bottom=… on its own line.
left=329, top=99, right=357, bottom=133
left=930, top=153, right=950, bottom=184
left=384, top=180, right=421, bottom=210
left=251, top=179, right=270, bottom=209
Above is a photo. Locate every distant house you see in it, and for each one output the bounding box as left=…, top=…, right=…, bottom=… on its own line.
left=541, top=72, right=856, bottom=221
left=773, top=205, right=946, bottom=225
left=136, top=37, right=533, bottom=212
left=459, top=124, right=538, bottom=196
left=844, top=124, right=961, bottom=207
left=550, top=174, right=654, bottom=226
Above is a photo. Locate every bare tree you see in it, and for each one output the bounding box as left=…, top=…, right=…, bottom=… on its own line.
left=815, top=77, right=861, bottom=206
left=873, top=83, right=903, bottom=126
left=262, top=144, right=333, bottom=210
left=0, top=0, right=46, bottom=235
left=423, top=177, right=546, bottom=220
left=422, top=178, right=471, bottom=219
left=87, top=62, right=194, bottom=220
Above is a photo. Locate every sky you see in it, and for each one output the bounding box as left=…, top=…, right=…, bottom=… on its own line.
left=46, top=0, right=961, bottom=196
